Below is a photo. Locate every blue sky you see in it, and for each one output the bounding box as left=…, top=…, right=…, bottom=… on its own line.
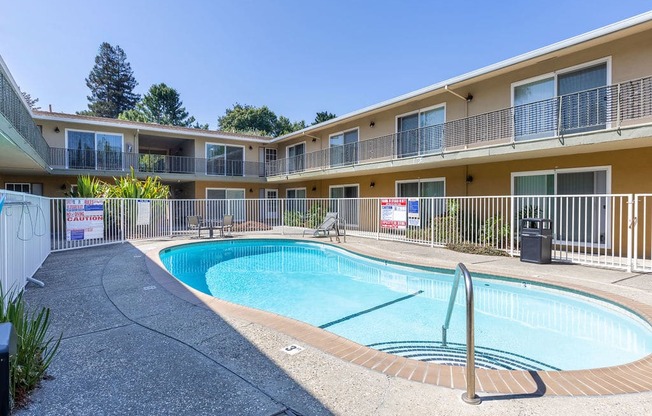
left=2, top=1, right=651, bottom=129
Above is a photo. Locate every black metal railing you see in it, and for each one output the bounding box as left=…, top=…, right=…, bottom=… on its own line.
left=0, top=69, right=51, bottom=163
left=267, top=75, right=652, bottom=176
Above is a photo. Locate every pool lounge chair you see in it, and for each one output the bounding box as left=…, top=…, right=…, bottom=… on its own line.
left=303, top=212, right=345, bottom=242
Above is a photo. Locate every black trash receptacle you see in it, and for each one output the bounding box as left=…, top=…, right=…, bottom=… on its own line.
left=520, top=218, right=552, bottom=264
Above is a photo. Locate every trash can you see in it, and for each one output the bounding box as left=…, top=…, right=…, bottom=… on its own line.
left=520, top=218, right=552, bottom=264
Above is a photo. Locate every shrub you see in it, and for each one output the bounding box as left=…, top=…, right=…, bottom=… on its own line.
left=0, top=287, right=61, bottom=409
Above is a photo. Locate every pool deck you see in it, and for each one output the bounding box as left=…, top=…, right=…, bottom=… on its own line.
left=19, top=234, right=652, bottom=415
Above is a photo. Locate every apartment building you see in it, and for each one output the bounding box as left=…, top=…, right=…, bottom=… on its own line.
left=2, top=12, right=652, bottom=221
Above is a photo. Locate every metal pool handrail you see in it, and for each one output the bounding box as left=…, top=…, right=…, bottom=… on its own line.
left=441, top=263, right=481, bottom=405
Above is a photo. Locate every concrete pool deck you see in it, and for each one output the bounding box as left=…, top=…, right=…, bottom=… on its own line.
left=19, top=235, right=652, bottom=415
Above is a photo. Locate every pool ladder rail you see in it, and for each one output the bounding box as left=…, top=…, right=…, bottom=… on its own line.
left=442, top=263, right=481, bottom=405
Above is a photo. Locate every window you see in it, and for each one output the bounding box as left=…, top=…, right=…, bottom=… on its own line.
left=206, top=143, right=244, bottom=176
left=396, top=105, right=445, bottom=158
left=512, top=167, right=610, bottom=245
left=264, top=148, right=277, bottom=176
left=396, top=178, right=446, bottom=220
left=329, top=184, right=359, bottom=226
left=512, top=59, right=609, bottom=141
left=286, top=188, right=307, bottom=213
left=329, top=128, right=358, bottom=167
left=287, top=143, right=305, bottom=173
left=205, top=188, right=246, bottom=221
left=66, top=130, right=124, bottom=170
left=5, top=183, right=31, bottom=193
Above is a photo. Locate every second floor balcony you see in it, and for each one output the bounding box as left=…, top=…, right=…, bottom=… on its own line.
left=48, top=148, right=266, bottom=178
left=267, top=75, right=652, bottom=177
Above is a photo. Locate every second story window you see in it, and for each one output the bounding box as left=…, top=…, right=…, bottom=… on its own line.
left=329, top=128, right=358, bottom=167
left=513, top=59, right=609, bottom=141
left=66, top=130, right=123, bottom=170
left=286, top=143, right=305, bottom=173
left=206, top=143, right=244, bottom=176
left=396, top=105, right=445, bottom=158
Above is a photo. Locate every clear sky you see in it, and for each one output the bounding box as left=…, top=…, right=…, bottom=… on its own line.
left=2, top=1, right=651, bottom=129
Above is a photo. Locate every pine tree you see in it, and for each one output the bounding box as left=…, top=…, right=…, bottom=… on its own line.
left=118, top=83, right=200, bottom=127
left=83, top=42, right=140, bottom=118
left=21, top=91, right=41, bottom=110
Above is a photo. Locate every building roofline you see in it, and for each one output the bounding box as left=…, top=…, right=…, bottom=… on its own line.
left=32, top=111, right=273, bottom=143
left=272, top=10, right=652, bottom=143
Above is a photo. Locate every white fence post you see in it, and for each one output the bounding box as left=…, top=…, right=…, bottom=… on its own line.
left=627, top=194, right=634, bottom=273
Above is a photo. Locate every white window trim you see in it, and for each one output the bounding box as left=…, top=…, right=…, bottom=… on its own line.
left=205, top=142, right=245, bottom=176
left=204, top=187, right=247, bottom=199
left=395, top=177, right=446, bottom=197
left=395, top=103, right=446, bottom=132
left=510, top=56, right=612, bottom=108
left=286, top=141, right=307, bottom=159
left=286, top=187, right=307, bottom=198
left=511, top=166, right=612, bottom=249
left=328, top=127, right=360, bottom=144
left=65, top=129, right=125, bottom=170
left=510, top=166, right=612, bottom=195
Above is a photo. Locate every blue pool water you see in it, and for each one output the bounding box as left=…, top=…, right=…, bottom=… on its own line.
left=160, top=239, right=652, bottom=371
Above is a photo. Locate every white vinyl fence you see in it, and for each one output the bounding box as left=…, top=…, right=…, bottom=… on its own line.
left=0, top=190, right=50, bottom=294
left=43, top=194, right=650, bottom=273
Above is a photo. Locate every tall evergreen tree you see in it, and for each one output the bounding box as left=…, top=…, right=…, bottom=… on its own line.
left=83, top=42, right=140, bottom=118
left=119, top=83, right=203, bottom=128
left=312, top=111, right=336, bottom=125
left=21, top=91, right=41, bottom=110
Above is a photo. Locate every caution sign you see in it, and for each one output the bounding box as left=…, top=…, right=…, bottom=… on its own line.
left=66, top=199, right=104, bottom=241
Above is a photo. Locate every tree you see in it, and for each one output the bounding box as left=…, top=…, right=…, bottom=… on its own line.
left=312, top=111, right=336, bottom=125
left=118, top=83, right=204, bottom=128
left=83, top=42, right=140, bottom=118
left=217, top=103, right=305, bottom=137
left=21, top=91, right=41, bottom=110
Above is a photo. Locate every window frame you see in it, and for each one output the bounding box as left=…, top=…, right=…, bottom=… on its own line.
left=395, top=103, right=446, bottom=157
left=510, top=57, right=613, bottom=139
left=395, top=177, right=446, bottom=198
left=65, top=128, right=125, bottom=170
left=4, top=183, right=31, bottom=193
left=286, top=141, right=307, bottom=173
left=328, top=127, right=360, bottom=167
left=205, top=142, right=246, bottom=176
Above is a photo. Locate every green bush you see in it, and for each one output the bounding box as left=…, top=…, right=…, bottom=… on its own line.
left=0, top=287, right=61, bottom=409
left=283, top=210, right=304, bottom=227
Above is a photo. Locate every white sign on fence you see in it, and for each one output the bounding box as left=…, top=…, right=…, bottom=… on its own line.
left=66, top=199, right=104, bottom=241
left=380, top=198, right=407, bottom=229
left=408, top=198, right=420, bottom=227
left=136, top=200, right=151, bottom=226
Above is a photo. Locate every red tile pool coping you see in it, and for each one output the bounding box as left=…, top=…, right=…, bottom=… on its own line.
left=144, top=239, right=652, bottom=397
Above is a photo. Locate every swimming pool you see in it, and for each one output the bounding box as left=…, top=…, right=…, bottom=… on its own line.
left=160, top=239, right=652, bottom=371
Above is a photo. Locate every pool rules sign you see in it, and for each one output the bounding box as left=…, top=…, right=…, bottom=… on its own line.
left=66, top=199, right=104, bottom=241
left=380, top=198, right=408, bottom=229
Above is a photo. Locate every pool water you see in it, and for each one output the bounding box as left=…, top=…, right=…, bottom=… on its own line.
left=160, top=239, right=652, bottom=371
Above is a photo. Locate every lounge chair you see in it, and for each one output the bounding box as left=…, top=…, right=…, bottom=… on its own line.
left=303, top=212, right=344, bottom=242
left=187, top=215, right=214, bottom=238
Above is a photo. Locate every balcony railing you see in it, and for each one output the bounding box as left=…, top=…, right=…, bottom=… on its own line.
left=267, top=75, right=652, bottom=177
left=48, top=148, right=266, bottom=177
left=0, top=67, right=51, bottom=163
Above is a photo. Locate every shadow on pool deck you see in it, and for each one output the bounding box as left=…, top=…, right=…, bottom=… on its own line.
left=18, top=242, right=332, bottom=416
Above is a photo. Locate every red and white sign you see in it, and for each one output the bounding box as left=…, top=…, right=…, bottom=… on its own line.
left=66, top=199, right=104, bottom=241
left=380, top=198, right=407, bottom=229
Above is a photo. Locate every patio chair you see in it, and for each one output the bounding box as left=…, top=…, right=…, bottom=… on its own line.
left=219, top=214, right=234, bottom=237
left=303, top=212, right=341, bottom=241
left=187, top=215, right=214, bottom=238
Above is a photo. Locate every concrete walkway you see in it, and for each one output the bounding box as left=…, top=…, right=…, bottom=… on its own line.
left=18, top=236, right=652, bottom=415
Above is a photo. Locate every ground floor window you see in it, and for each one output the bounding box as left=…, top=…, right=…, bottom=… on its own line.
left=329, top=185, right=359, bottom=226
left=512, top=167, right=610, bottom=245
left=205, top=188, right=245, bottom=221
left=5, top=183, right=31, bottom=193
left=286, top=188, right=307, bottom=213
